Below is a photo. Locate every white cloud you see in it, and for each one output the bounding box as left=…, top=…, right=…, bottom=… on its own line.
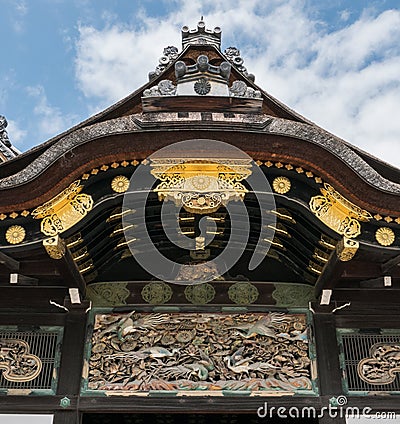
left=11, top=0, right=28, bottom=34
left=75, top=23, right=179, bottom=102
left=74, top=1, right=400, bottom=168
left=27, top=85, right=78, bottom=138
left=7, top=119, right=27, bottom=146
left=340, top=9, right=351, bottom=22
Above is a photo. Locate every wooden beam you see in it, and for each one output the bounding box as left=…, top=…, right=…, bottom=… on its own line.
left=314, top=250, right=344, bottom=297
left=382, top=254, right=400, bottom=274
left=55, top=246, right=87, bottom=295
left=0, top=311, right=66, bottom=326
left=332, top=288, right=400, bottom=304
left=0, top=250, right=19, bottom=271
left=0, top=286, right=68, bottom=310
left=78, top=396, right=326, bottom=413
left=0, top=395, right=77, bottom=414
left=342, top=261, right=400, bottom=279
left=9, top=273, right=38, bottom=285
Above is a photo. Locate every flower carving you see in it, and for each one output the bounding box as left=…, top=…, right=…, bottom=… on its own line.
left=375, top=227, right=395, bottom=246
left=272, top=176, right=291, bottom=194
left=5, top=225, right=26, bottom=244
left=111, top=176, right=129, bottom=193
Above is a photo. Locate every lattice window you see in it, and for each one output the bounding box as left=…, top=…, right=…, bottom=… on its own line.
left=338, top=330, right=400, bottom=393
left=0, top=327, right=63, bottom=393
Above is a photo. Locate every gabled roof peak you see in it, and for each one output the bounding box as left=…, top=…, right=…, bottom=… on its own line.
left=181, top=19, right=222, bottom=50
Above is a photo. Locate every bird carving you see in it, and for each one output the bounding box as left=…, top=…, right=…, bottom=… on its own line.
left=229, top=313, right=291, bottom=339
left=118, top=313, right=169, bottom=340
left=224, top=347, right=277, bottom=374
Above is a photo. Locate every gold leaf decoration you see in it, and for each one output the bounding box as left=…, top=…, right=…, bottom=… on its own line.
left=111, top=176, right=130, bottom=193
left=309, top=183, right=371, bottom=239
left=32, top=180, right=93, bottom=237
left=151, top=159, right=251, bottom=214
left=228, top=282, right=259, bottom=305
left=141, top=281, right=173, bottom=304
left=5, top=225, right=26, bottom=244
left=184, top=283, right=216, bottom=304
left=43, top=235, right=66, bottom=259
left=375, top=227, right=395, bottom=246
left=272, top=176, right=291, bottom=194
left=336, top=237, right=359, bottom=261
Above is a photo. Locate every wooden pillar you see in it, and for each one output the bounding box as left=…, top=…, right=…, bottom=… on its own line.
left=54, top=300, right=89, bottom=424
left=313, top=310, right=346, bottom=424
left=318, top=416, right=346, bottom=424
left=53, top=411, right=81, bottom=424
left=313, top=311, right=343, bottom=395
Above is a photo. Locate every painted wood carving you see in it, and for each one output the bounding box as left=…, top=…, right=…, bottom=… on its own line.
left=86, top=312, right=312, bottom=393
left=358, top=343, right=400, bottom=385
left=0, top=339, right=42, bottom=382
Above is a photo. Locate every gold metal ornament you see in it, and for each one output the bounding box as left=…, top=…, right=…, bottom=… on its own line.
left=32, top=180, right=93, bottom=237
left=5, top=225, right=26, bottom=244
left=43, top=235, right=66, bottom=259
left=375, top=227, right=395, bottom=246
left=151, top=159, right=252, bottom=214
left=309, top=183, right=371, bottom=238
left=272, top=176, right=291, bottom=194
left=336, top=237, right=359, bottom=261
left=111, top=176, right=130, bottom=193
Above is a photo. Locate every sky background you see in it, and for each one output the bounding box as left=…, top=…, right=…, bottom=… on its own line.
left=1, top=0, right=400, bottom=170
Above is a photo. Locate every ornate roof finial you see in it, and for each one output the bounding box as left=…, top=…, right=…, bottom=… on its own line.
left=0, top=115, right=11, bottom=148
left=148, top=45, right=179, bottom=81
left=181, top=20, right=222, bottom=50
left=0, top=115, right=20, bottom=162
left=224, top=47, right=255, bottom=82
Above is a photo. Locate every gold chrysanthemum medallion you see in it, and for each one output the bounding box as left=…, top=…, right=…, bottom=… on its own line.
left=375, top=227, right=395, bottom=246
left=111, top=176, right=129, bottom=193
left=272, top=176, right=291, bottom=194
left=6, top=225, right=26, bottom=244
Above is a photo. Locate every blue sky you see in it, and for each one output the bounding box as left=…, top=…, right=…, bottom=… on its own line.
left=1, top=0, right=400, bottom=168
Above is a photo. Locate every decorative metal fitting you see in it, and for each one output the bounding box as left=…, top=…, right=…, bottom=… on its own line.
left=60, top=396, right=71, bottom=408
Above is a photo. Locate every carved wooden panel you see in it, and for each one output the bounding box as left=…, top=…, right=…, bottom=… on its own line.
left=84, top=312, right=314, bottom=395
left=0, top=328, right=62, bottom=393
left=339, top=330, right=400, bottom=393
